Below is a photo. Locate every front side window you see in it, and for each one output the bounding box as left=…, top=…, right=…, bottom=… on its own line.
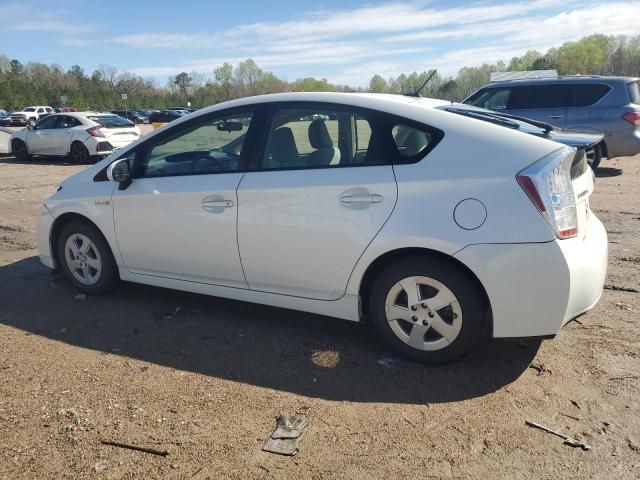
left=142, top=111, right=253, bottom=177
left=466, top=88, right=511, bottom=110
left=260, top=108, right=378, bottom=170
left=35, top=115, right=58, bottom=130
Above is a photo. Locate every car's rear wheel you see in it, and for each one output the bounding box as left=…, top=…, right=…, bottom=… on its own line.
left=57, top=220, right=120, bottom=294
left=70, top=141, right=90, bottom=164
left=368, top=255, right=487, bottom=364
left=585, top=143, right=603, bottom=171
left=12, top=140, right=31, bottom=161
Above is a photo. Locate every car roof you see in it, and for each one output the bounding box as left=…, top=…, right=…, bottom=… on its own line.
left=196, top=92, right=449, bottom=116
left=485, top=75, right=639, bottom=88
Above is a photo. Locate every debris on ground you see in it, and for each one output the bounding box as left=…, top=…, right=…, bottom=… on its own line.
left=614, top=302, right=633, bottom=311
left=377, top=356, right=396, bottom=367
left=528, top=363, right=551, bottom=376
left=263, top=415, right=310, bottom=456
left=94, top=460, right=108, bottom=473
left=74, top=293, right=86, bottom=300
left=604, top=284, right=639, bottom=293
left=100, top=439, right=169, bottom=456
left=525, top=420, right=591, bottom=451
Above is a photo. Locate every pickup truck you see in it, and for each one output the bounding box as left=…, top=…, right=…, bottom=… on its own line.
left=10, top=106, right=54, bottom=126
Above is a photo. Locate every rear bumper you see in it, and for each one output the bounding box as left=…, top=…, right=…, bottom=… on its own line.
left=454, top=212, right=608, bottom=337
left=607, top=127, right=640, bottom=157
left=84, top=136, right=138, bottom=156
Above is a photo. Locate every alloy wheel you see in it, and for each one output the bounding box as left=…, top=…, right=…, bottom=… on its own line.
left=64, top=233, right=102, bottom=285
left=384, top=275, right=463, bottom=351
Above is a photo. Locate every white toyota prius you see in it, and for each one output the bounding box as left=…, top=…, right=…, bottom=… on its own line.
left=36, top=92, right=608, bottom=364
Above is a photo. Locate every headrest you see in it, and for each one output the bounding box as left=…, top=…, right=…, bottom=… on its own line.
left=270, top=127, right=299, bottom=161
left=403, top=129, right=428, bottom=157
left=308, top=120, right=333, bottom=149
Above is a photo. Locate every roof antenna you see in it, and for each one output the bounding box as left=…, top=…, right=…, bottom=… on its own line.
left=406, top=69, right=438, bottom=97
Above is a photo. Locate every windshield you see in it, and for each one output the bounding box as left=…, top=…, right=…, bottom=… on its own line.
left=23, top=107, right=36, bottom=112
left=87, top=115, right=134, bottom=128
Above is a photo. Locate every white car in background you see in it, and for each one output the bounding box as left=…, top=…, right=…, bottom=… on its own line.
left=36, top=92, right=608, bottom=364
left=10, top=112, right=141, bottom=163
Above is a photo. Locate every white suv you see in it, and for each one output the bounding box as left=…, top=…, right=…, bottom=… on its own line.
left=10, top=112, right=141, bottom=163
left=36, top=93, right=608, bottom=364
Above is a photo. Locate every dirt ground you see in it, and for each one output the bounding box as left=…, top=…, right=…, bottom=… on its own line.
left=0, top=147, right=639, bottom=479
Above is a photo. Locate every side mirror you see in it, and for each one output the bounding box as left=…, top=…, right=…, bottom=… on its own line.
left=27, top=124, right=34, bottom=131
left=107, top=158, right=133, bottom=190
left=216, top=121, right=243, bottom=132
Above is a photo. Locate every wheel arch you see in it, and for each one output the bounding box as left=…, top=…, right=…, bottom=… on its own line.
left=357, top=247, right=493, bottom=333
left=49, top=212, right=113, bottom=270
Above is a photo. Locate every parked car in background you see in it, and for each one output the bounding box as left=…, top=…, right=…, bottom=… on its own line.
left=135, top=108, right=156, bottom=118
left=0, top=110, right=11, bottom=126
left=149, top=110, right=184, bottom=123
left=438, top=103, right=604, bottom=169
left=36, top=92, right=607, bottom=364
left=464, top=76, right=640, bottom=169
left=111, top=110, right=150, bottom=124
left=10, top=106, right=54, bottom=127
left=168, top=106, right=197, bottom=113
left=54, top=107, right=77, bottom=113
left=10, top=112, right=140, bottom=163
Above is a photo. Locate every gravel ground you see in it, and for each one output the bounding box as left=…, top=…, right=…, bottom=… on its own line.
left=0, top=151, right=639, bottom=479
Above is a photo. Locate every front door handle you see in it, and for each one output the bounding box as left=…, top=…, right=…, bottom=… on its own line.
left=548, top=115, right=564, bottom=119
left=202, top=199, right=234, bottom=209
left=340, top=193, right=383, bottom=204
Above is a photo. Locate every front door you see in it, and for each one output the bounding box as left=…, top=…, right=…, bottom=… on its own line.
left=26, top=115, right=59, bottom=154
left=237, top=104, right=399, bottom=300
left=111, top=109, right=256, bottom=288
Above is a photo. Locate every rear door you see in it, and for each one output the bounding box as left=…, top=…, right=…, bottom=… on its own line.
left=236, top=103, right=399, bottom=300
left=507, top=84, right=568, bottom=128
left=52, top=115, right=81, bottom=155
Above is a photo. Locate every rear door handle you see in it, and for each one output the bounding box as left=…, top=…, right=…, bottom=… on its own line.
left=340, top=193, right=383, bottom=204
left=202, top=199, right=234, bottom=209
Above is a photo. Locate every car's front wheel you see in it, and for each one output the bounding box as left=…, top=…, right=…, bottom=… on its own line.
left=12, top=140, right=31, bottom=161
left=57, top=220, right=120, bottom=294
left=368, top=255, right=487, bottom=365
left=70, top=141, right=90, bottom=164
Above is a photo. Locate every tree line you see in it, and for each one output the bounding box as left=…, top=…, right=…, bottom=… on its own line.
left=1, top=34, right=638, bottom=111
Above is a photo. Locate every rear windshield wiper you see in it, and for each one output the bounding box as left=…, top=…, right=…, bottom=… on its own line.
left=445, top=108, right=521, bottom=130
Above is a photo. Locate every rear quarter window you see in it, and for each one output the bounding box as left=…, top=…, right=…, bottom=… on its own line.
left=568, top=84, right=611, bottom=107
left=628, top=81, right=640, bottom=104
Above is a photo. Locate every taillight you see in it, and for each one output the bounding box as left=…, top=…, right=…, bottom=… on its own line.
left=517, top=147, right=578, bottom=239
left=622, top=112, right=640, bottom=125
left=87, top=126, right=105, bottom=137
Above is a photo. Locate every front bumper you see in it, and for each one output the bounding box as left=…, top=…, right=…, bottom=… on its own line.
left=37, top=205, right=56, bottom=269
left=454, top=212, right=608, bottom=338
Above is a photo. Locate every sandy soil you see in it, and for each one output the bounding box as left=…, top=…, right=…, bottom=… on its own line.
left=0, top=151, right=639, bottom=479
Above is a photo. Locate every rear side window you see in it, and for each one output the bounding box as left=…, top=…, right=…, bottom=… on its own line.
left=628, top=81, right=640, bottom=104
left=260, top=108, right=378, bottom=170
left=509, top=85, right=566, bottom=109
left=568, top=84, right=610, bottom=107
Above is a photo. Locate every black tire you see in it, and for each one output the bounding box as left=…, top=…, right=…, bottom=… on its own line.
left=12, top=140, right=31, bottom=161
left=368, top=255, right=487, bottom=365
left=70, top=141, right=90, bottom=164
left=586, top=142, right=602, bottom=171
left=56, top=220, right=120, bottom=294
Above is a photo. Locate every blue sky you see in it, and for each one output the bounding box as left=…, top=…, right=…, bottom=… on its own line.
left=3, top=0, right=639, bottom=86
